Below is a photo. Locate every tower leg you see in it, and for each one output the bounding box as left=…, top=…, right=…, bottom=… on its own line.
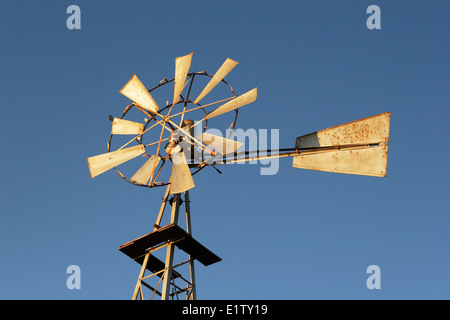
left=161, top=242, right=175, bottom=299
left=132, top=252, right=150, bottom=300
left=154, top=183, right=172, bottom=230
left=161, top=193, right=181, bottom=300
left=185, top=191, right=196, bottom=300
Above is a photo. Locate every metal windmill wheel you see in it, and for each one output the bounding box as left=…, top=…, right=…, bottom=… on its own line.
left=86, top=52, right=391, bottom=300
left=87, top=52, right=255, bottom=194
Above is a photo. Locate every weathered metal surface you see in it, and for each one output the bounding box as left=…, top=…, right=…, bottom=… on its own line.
left=204, top=88, right=257, bottom=119
left=170, top=150, right=195, bottom=194
left=198, top=132, right=243, bottom=155
left=110, top=116, right=144, bottom=135
left=87, top=144, right=145, bottom=178
left=130, top=155, right=160, bottom=185
left=120, top=74, right=159, bottom=114
left=194, top=58, right=239, bottom=104
left=292, top=145, right=388, bottom=177
left=295, top=112, right=390, bottom=148
left=173, top=52, right=193, bottom=107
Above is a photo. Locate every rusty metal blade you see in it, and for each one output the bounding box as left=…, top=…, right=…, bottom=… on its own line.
left=194, top=58, right=239, bottom=104
left=120, top=74, right=159, bottom=114
left=173, top=52, right=193, bottom=107
left=292, top=145, right=388, bottom=177
left=198, top=132, right=243, bottom=155
left=204, top=88, right=257, bottom=120
left=295, top=112, right=390, bottom=148
left=110, top=116, right=144, bottom=135
left=87, top=145, right=145, bottom=178
left=170, top=150, right=195, bottom=194
left=130, top=155, right=160, bottom=185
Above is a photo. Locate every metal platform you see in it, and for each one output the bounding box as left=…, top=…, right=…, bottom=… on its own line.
left=119, top=223, right=221, bottom=267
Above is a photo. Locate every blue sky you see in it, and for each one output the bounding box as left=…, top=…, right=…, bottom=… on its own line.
left=0, top=0, right=449, bottom=299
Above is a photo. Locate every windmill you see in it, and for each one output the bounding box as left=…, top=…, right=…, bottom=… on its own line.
left=86, top=52, right=390, bottom=300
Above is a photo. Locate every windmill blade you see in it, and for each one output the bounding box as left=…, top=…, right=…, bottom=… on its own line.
left=198, top=132, right=243, bottom=155
left=109, top=115, right=144, bottom=135
left=173, top=52, right=193, bottom=107
left=204, top=88, right=257, bottom=120
left=130, top=155, right=160, bottom=185
left=292, top=145, right=388, bottom=177
left=120, top=74, right=159, bottom=114
left=295, top=112, right=390, bottom=148
left=170, top=148, right=195, bottom=194
left=87, top=145, right=145, bottom=178
left=194, top=58, right=239, bottom=104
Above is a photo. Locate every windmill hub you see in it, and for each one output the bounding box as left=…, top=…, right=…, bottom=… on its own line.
left=182, top=119, right=194, bottom=127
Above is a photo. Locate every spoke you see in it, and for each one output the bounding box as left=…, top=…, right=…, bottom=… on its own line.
left=167, top=74, right=193, bottom=118
left=152, top=111, right=215, bottom=157
left=167, top=119, right=216, bottom=156
left=116, top=105, right=168, bottom=151
left=179, top=74, right=195, bottom=127
left=151, top=156, right=166, bottom=186
left=118, top=121, right=161, bottom=151
left=144, top=136, right=171, bottom=148
left=149, top=122, right=168, bottom=181
left=170, top=96, right=235, bottom=118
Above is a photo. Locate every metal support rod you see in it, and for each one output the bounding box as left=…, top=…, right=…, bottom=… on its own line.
left=179, top=74, right=195, bottom=127
left=154, top=183, right=172, bottom=230
left=132, top=252, right=150, bottom=300
left=209, top=144, right=377, bottom=165
left=141, top=269, right=166, bottom=281
left=185, top=191, right=196, bottom=300
left=161, top=193, right=181, bottom=300
left=143, top=280, right=162, bottom=299
left=161, top=242, right=175, bottom=300
left=170, top=194, right=181, bottom=224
